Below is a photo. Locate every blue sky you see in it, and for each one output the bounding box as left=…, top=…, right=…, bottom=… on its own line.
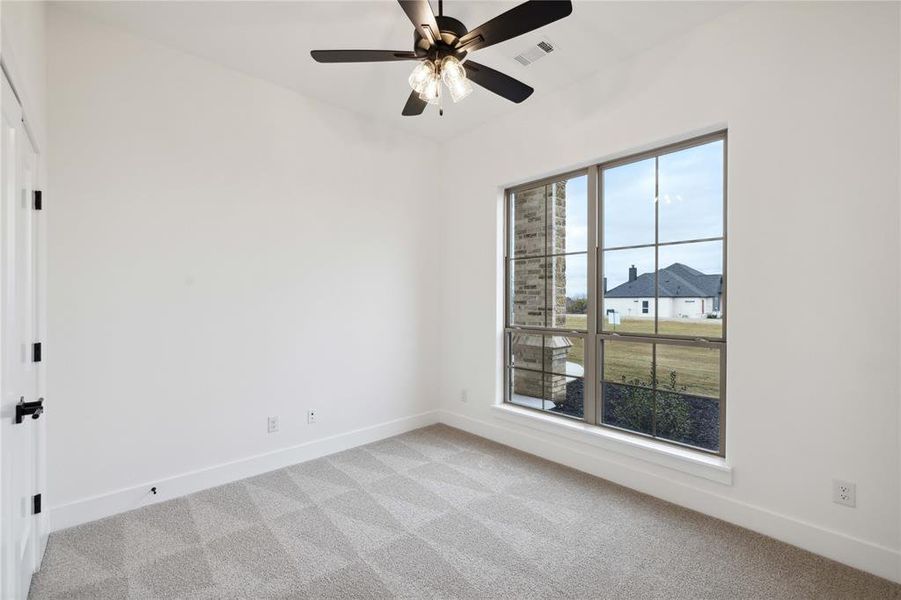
left=559, top=140, right=723, bottom=298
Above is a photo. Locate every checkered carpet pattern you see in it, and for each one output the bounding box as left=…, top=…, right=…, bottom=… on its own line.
left=29, top=424, right=900, bottom=599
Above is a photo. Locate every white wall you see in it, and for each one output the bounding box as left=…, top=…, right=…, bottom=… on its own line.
left=46, top=7, right=440, bottom=516
left=605, top=297, right=653, bottom=319
left=671, top=297, right=712, bottom=319
left=437, top=1, right=901, bottom=582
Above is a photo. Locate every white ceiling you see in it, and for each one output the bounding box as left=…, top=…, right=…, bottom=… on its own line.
left=61, top=1, right=739, bottom=141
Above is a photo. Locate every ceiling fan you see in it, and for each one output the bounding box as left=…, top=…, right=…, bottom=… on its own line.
left=310, top=0, right=573, bottom=116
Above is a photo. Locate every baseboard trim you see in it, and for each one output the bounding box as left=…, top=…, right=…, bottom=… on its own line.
left=49, top=406, right=900, bottom=584
left=50, top=410, right=440, bottom=532
left=437, top=408, right=901, bottom=584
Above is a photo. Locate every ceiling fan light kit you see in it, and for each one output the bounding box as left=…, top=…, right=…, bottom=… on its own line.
left=409, top=56, right=472, bottom=106
left=311, top=0, right=573, bottom=116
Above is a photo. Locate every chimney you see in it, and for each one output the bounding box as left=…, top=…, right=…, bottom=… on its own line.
left=603, top=277, right=608, bottom=293
left=628, top=265, right=637, bottom=282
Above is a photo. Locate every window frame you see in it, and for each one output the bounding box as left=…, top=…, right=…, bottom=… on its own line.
left=503, top=168, right=594, bottom=423
left=503, top=131, right=727, bottom=457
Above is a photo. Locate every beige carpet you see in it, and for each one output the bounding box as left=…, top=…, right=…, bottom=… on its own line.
left=30, top=424, right=901, bottom=599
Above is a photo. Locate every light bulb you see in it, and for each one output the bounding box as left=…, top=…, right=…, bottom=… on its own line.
left=418, top=73, right=441, bottom=105
left=440, top=56, right=466, bottom=85
left=408, top=60, right=435, bottom=94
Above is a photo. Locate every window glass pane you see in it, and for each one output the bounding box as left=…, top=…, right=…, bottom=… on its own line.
left=550, top=253, right=587, bottom=330
left=655, top=390, right=720, bottom=452
left=602, top=340, right=653, bottom=387
left=602, top=383, right=654, bottom=436
left=507, top=333, right=585, bottom=377
left=655, top=345, right=720, bottom=398
left=510, top=185, right=546, bottom=258
left=603, top=158, right=655, bottom=249
left=654, top=344, right=721, bottom=452
left=601, top=341, right=654, bottom=438
left=549, top=175, right=588, bottom=255
left=545, top=374, right=583, bottom=419
left=601, top=341, right=722, bottom=451
left=508, top=368, right=547, bottom=410
left=511, top=174, right=587, bottom=258
left=507, top=333, right=544, bottom=371
left=507, top=368, right=583, bottom=417
left=658, top=140, right=724, bottom=243
left=541, top=334, right=584, bottom=375
left=507, top=333, right=584, bottom=376
left=510, top=257, right=546, bottom=327
left=657, top=240, right=723, bottom=338
left=602, top=247, right=655, bottom=334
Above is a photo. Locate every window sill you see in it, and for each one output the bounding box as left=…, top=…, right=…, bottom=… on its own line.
left=490, top=404, right=732, bottom=485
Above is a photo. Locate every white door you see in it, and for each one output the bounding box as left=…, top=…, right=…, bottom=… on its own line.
left=1, top=71, right=46, bottom=600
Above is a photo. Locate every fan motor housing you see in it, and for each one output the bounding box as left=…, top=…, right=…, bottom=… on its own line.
left=413, top=15, right=469, bottom=57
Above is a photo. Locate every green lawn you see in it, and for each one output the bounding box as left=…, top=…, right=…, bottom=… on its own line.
left=602, top=316, right=722, bottom=338
left=559, top=314, right=721, bottom=398
left=563, top=314, right=587, bottom=366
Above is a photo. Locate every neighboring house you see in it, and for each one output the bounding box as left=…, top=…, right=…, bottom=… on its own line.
left=605, top=263, right=722, bottom=319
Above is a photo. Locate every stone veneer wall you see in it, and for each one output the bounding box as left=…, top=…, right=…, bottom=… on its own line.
left=511, top=181, right=570, bottom=405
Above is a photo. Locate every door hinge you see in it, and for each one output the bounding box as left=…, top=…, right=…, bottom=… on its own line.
left=33, top=493, right=42, bottom=515
left=33, top=190, right=42, bottom=211
left=32, top=342, right=42, bottom=363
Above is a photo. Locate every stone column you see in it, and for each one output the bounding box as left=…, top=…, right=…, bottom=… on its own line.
left=512, top=181, right=571, bottom=406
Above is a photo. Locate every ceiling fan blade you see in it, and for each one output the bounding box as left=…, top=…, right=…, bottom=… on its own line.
left=402, top=91, right=428, bottom=116
left=464, top=61, right=533, bottom=103
left=397, top=0, right=441, bottom=47
left=310, top=50, right=419, bottom=63
left=457, top=1, right=572, bottom=53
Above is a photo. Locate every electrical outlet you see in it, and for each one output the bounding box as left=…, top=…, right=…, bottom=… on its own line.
left=267, top=416, right=279, bottom=434
left=460, top=389, right=468, bottom=403
left=307, top=409, right=317, bottom=424
left=833, top=479, right=856, bottom=507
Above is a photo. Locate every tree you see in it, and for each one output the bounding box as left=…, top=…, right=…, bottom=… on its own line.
left=566, top=295, right=588, bottom=314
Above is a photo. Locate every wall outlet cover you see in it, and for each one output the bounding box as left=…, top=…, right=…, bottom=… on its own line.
left=267, top=416, right=279, bottom=434
left=832, top=479, right=856, bottom=508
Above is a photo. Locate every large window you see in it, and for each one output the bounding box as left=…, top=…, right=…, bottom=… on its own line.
left=504, top=132, right=726, bottom=455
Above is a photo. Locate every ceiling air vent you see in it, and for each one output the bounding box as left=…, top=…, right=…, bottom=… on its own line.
left=513, top=39, right=555, bottom=67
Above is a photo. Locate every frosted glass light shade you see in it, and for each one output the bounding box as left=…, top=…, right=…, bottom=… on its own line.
left=440, top=56, right=466, bottom=84
left=418, top=73, right=441, bottom=105
left=447, top=77, right=473, bottom=103
left=441, top=56, right=472, bottom=103
left=408, top=60, right=435, bottom=94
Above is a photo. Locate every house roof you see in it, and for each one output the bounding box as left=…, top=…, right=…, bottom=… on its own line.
left=605, top=263, right=722, bottom=298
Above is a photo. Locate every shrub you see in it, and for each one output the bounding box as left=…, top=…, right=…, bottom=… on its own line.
left=610, top=368, right=690, bottom=440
